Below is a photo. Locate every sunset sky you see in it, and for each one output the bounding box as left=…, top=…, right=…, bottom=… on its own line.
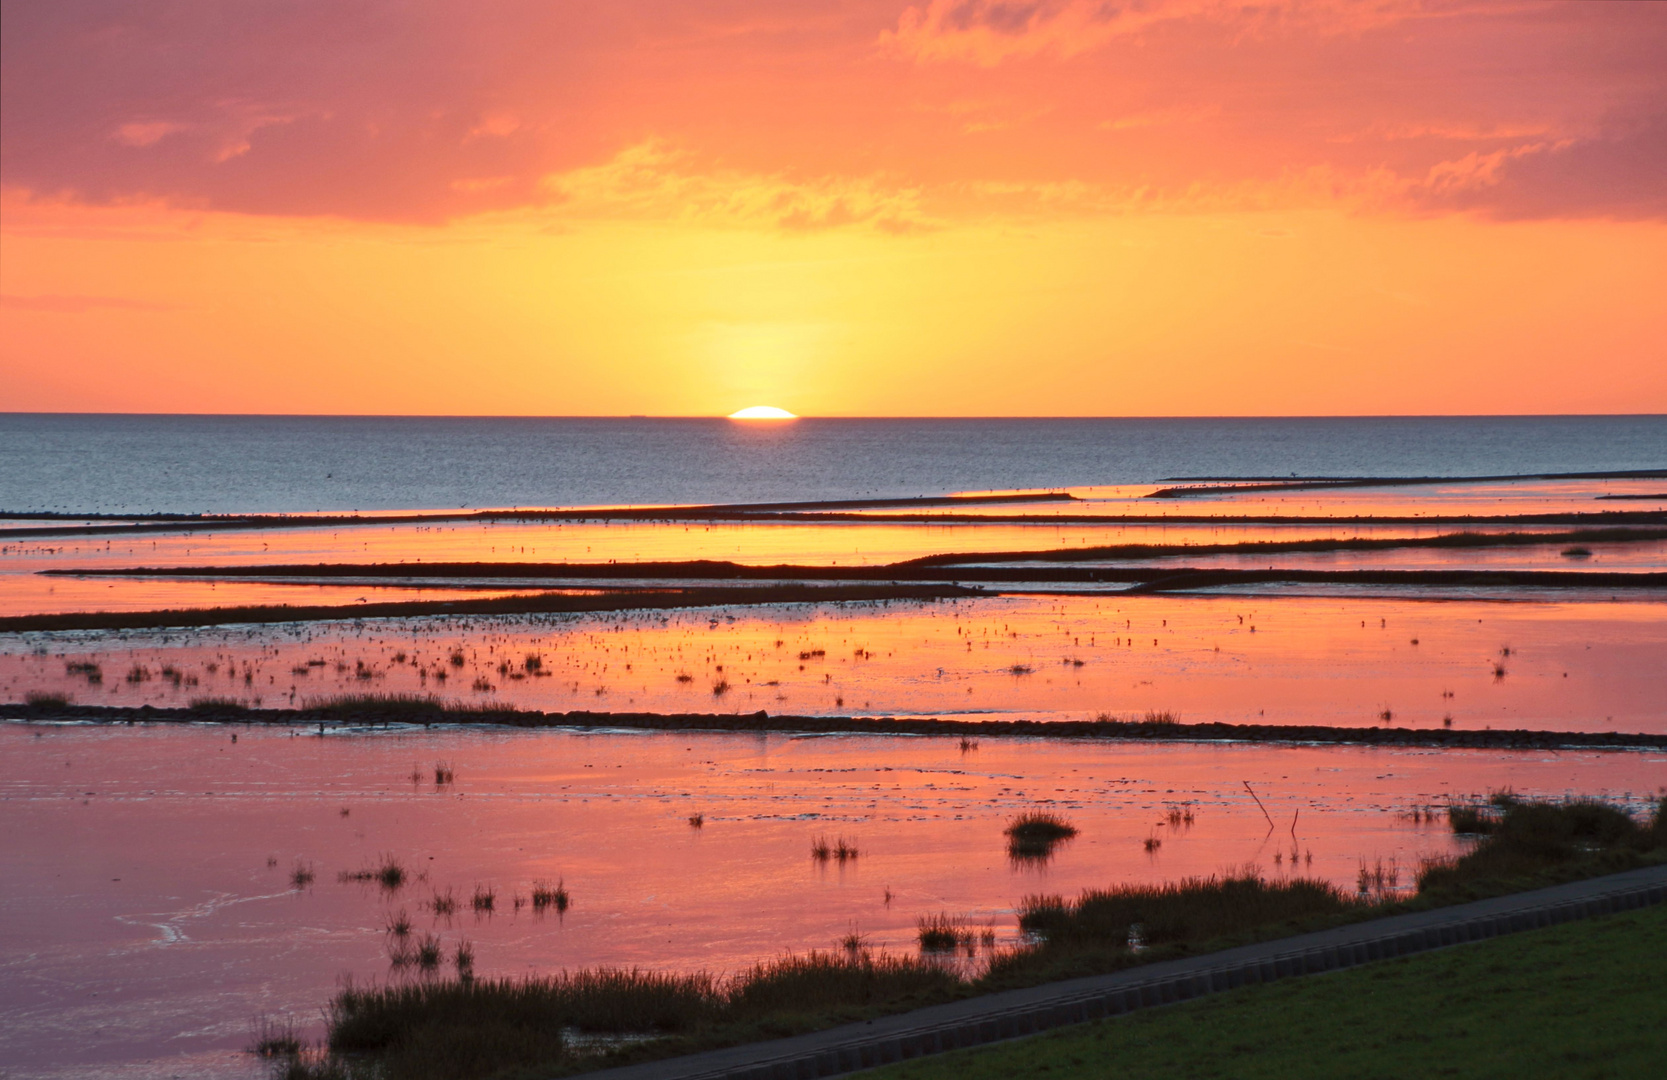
left=2, top=0, right=1664, bottom=416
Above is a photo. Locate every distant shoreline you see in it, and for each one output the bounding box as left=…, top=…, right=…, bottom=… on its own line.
left=8, top=702, right=1663, bottom=751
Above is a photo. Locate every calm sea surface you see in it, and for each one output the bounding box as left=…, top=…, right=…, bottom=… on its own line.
left=3, top=414, right=1664, bottom=515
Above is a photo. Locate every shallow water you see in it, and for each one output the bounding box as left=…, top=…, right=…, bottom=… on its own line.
left=2, top=721, right=1662, bottom=1080
left=7, top=594, right=1665, bottom=733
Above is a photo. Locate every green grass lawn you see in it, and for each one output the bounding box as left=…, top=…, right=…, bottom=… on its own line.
left=866, top=904, right=1667, bottom=1080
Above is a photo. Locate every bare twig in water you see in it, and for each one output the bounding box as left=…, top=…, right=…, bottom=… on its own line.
left=1243, top=781, right=1275, bottom=833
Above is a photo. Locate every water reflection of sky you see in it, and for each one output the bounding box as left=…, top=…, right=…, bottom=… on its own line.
left=3, top=722, right=1662, bottom=1079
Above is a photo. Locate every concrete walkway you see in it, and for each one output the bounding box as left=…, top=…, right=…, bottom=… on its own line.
left=583, top=863, right=1667, bottom=1080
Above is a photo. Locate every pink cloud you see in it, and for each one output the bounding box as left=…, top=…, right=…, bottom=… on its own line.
left=1, top=0, right=1663, bottom=223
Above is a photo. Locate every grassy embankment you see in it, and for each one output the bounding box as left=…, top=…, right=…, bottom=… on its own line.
left=268, top=793, right=1666, bottom=1080
left=870, top=901, right=1667, bottom=1080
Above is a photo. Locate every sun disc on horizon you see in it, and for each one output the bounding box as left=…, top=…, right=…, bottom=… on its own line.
left=727, top=406, right=798, bottom=420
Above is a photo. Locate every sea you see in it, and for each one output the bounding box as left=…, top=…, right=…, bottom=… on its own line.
left=3, top=413, right=1664, bottom=515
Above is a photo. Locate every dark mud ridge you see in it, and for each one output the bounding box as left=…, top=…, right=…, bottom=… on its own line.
left=0, top=583, right=979, bottom=633
left=7, top=702, right=1663, bottom=750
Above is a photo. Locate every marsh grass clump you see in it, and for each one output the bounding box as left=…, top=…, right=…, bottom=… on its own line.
left=65, top=660, right=102, bottom=683
left=429, top=888, right=458, bottom=917
left=1143, top=709, right=1179, bottom=725
left=916, top=912, right=970, bottom=952
left=471, top=885, right=495, bottom=913
left=1418, top=793, right=1666, bottom=898
left=1001, top=872, right=1349, bottom=981
left=415, top=934, right=444, bottom=972
left=530, top=879, right=569, bottom=913
left=453, top=940, right=475, bottom=978
left=24, top=691, right=70, bottom=709
left=811, top=836, right=860, bottom=862
left=290, top=862, right=316, bottom=889
left=1005, top=812, right=1078, bottom=860
left=726, top=950, right=958, bottom=1020
left=125, top=664, right=151, bottom=684
left=958, top=737, right=978, bottom=753
left=320, top=947, right=960, bottom=1080
left=387, top=910, right=413, bottom=939
left=249, top=1016, right=303, bottom=1058
left=687, top=813, right=704, bottom=829
left=341, top=855, right=407, bottom=891
left=433, top=762, right=455, bottom=785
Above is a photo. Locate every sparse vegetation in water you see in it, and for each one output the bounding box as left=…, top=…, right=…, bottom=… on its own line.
left=387, top=910, right=413, bottom=939
left=276, top=788, right=1667, bottom=1080
left=340, top=855, right=407, bottom=891
left=687, top=813, right=704, bottom=829
left=414, top=934, right=444, bottom=972
left=809, top=835, right=858, bottom=862
left=429, top=888, right=458, bottom=917
left=711, top=679, right=731, bottom=697
left=290, top=861, right=316, bottom=889
left=1357, top=857, right=1402, bottom=902
left=958, top=737, right=978, bottom=753
left=24, top=691, right=70, bottom=709
left=453, top=940, right=475, bottom=978
left=65, top=660, right=102, bottom=683
left=471, top=884, right=496, bottom=913
left=530, top=879, right=569, bottom=913
left=433, top=761, right=455, bottom=785
left=1007, top=664, right=1033, bottom=676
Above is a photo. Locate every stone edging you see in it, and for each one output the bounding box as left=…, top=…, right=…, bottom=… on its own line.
left=582, top=864, right=1667, bottom=1080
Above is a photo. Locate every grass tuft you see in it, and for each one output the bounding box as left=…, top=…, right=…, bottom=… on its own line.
left=530, top=879, right=569, bottom=913
left=1005, top=812, right=1078, bottom=860
left=340, top=855, right=407, bottom=891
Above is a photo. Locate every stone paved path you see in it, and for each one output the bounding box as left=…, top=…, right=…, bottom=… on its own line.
left=580, top=863, right=1667, bottom=1080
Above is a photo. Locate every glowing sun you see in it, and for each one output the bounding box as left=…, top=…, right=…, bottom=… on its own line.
left=727, top=406, right=798, bottom=420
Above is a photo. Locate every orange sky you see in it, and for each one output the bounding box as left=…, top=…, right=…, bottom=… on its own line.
left=2, top=0, right=1664, bottom=416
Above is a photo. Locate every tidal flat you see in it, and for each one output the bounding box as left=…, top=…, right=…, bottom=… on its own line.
left=2, top=469, right=1663, bottom=1078
left=3, top=720, right=1664, bottom=1079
